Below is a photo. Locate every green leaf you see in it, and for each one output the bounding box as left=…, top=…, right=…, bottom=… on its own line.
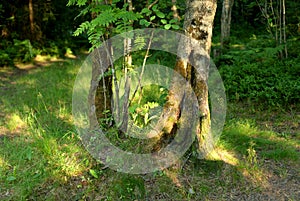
left=152, top=5, right=158, bottom=12
left=141, top=8, right=151, bottom=15
left=6, top=176, right=16, bottom=181
left=139, top=19, right=148, bottom=25
left=144, top=112, right=149, bottom=125
left=26, top=149, right=32, bottom=160
left=73, top=21, right=90, bottom=36
left=76, top=0, right=89, bottom=7
left=156, top=12, right=165, bottom=18
left=160, top=19, right=167, bottom=24
left=169, top=19, right=178, bottom=24
left=150, top=16, right=156, bottom=21
left=139, top=19, right=150, bottom=27
left=67, top=0, right=76, bottom=6
left=171, top=24, right=180, bottom=30
left=164, top=24, right=171, bottom=30
left=89, top=169, right=98, bottom=179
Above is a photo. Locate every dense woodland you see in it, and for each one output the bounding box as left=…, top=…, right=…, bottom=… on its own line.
left=0, top=0, right=299, bottom=200
left=1, top=0, right=299, bottom=60
left=1, top=0, right=299, bottom=106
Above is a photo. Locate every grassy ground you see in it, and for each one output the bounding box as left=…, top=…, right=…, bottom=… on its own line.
left=0, top=57, right=299, bottom=200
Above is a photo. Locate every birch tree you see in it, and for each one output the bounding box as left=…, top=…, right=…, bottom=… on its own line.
left=150, top=0, right=217, bottom=157
left=220, top=0, right=234, bottom=52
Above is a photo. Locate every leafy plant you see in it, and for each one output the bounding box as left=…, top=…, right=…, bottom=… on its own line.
left=139, top=4, right=181, bottom=30
left=0, top=39, right=38, bottom=66
left=218, top=36, right=300, bottom=107
left=69, top=0, right=141, bottom=51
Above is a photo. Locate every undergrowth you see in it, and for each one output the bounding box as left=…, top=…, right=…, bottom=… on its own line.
left=216, top=35, right=300, bottom=108
left=0, top=33, right=299, bottom=200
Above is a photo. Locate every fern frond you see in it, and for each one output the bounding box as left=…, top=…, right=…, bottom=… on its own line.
left=75, top=6, right=90, bottom=19
left=90, top=4, right=111, bottom=14
left=92, top=10, right=117, bottom=27
left=73, top=21, right=90, bottom=36
left=134, top=36, right=146, bottom=50
left=116, top=10, right=141, bottom=22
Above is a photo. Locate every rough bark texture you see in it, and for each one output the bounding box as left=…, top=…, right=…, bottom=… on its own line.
left=221, top=0, right=234, bottom=51
left=181, top=0, right=217, bottom=157
left=149, top=0, right=217, bottom=157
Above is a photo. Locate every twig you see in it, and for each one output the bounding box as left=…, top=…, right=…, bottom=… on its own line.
left=102, top=36, right=120, bottom=122
left=129, top=30, right=154, bottom=107
left=148, top=0, right=159, bottom=9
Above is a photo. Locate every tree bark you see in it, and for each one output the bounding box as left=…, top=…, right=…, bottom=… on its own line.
left=181, top=0, right=217, bottom=157
left=220, top=0, right=234, bottom=52
left=29, top=0, right=34, bottom=37
left=282, top=0, right=287, bottom=58
left=119, top=0, right=133, bottom=132
left=149, top=0, right=217, bottom=157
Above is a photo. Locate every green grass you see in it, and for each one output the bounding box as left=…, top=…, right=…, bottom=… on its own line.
left=0, top=58, right=93, bottom=200
left=0, top=56, right=299, bottom=200
left=221, top=119, right=299, bottom=161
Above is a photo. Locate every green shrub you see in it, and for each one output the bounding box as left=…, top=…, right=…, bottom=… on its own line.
left=0, top=39, right=37, bottom=66
left=220, top=58, right=300, bottom=107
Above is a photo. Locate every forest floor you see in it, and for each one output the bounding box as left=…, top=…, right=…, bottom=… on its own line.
left=0, top=57, right=299, bottom=200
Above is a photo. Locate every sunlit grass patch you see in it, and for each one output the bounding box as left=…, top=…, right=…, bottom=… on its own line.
left=32, top=135, right=87, bottom=178
left=0, top=136, right=47, bottom=199
left=6, top=113, right=26, bottom=132
left=0, top=53, right=299, bottom=200
left=206, top=147, right=239, bottom=166
left=221, top=119, right=299, bottom=162
left=0, top=58, right=90, bottom=199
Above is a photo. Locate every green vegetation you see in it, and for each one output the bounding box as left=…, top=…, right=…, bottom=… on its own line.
left=0, top=0, right=88, bottom=66
left=217, top=36, right=300, bottom=107
left=0, top=55, right=299, bottom=199
left=1, top=0, right=299, bottom=200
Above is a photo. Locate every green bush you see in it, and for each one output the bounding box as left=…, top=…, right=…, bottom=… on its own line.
left=220, top=58, right=300, bottom=107
left=0, top=39, right=38, bottom=66
left=216, top=34, right=300, bottom=108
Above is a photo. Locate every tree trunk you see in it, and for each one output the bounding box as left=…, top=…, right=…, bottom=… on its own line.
left=181, top=0, right=217, bottom=157
left=150, top=0, right=217, bottom=158
left=282, top=0, right=287, bottom=58
left=220, top=0, right=234, bottom=52
left=279, top=0, right=283, bottom=58
left=119, top=0, right=133, bottom=132
left=92, top=1, right=113, bottom=126
left=92, top=45, right=113, bottom=127
left=28, top=0, right=34, bottom=38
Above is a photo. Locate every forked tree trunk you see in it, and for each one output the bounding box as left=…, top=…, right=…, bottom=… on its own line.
left=150, top=0, right=217, bottom=157
left=178, top=0, right=217, bottom=157
left=91, top=0, right=217, bottom=158
left=220, top=0, right=234, bottom=52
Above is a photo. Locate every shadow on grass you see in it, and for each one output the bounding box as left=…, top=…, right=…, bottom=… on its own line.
left=1, top=57, right=299, bottom=200
left=0, top=57, right=95, bottom=200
